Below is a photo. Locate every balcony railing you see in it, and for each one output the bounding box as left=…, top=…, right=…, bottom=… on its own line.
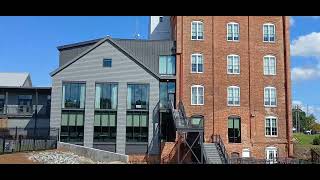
left=3, top=105, right=34, bottom=116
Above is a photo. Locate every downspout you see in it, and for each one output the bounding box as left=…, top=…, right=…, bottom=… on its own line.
left=248, top=16, right=252, bottom=144
left=180, top=16, right=184, bottom=102
left=282, top=16, right=291, bottom=157
left=212, top=16, right=215, bottom=138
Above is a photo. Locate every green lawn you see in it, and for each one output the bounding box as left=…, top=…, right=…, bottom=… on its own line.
left=293, top=133, right=319, bottom=145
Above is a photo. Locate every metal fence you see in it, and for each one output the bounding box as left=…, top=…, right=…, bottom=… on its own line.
left=0, top=128, right=59, bottom=154
left=228, top=157, right=318, bottom=164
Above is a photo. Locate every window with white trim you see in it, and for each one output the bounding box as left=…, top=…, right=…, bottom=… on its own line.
left=191, top=21, right=204, bottom=40
left=263, top=23, right=275, bottom=42
left=227, top=54, right=240, bottom=74
left=227, top=22, right=239, bottom=41
left=266, top=147, right=277, bottom=164
left=264, top=55, right=276, bottom=75
left=191, top=85, right=204, bottom=105
left=227, top=86, right=240, bottom=106
left=265, top=116, right=278, bottom=137
left=264, top=87, right=277, bottom=107
left=191, top=54, right=204, bottom=73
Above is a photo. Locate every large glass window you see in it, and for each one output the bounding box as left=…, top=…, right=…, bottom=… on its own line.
left=159, top=56, right=176, bottom=75
left=227, top=22, right=240, bottom=41
left=94, top=83, right=118, bottom=142
left=191, top=85, right=204, bottom=105
left=62, top=83, right=86, bottom=109
left=126, top=112, right=148, bottom=142
left=160, top=81, right=176, bottom=109
left=264, top=87, right=277, bottom=107
left=264, top=55, right=276, bottom=75
left=191, top=54, right=204, bottom=73
left=191, top=21, right=204, bottom=40
left=228, top=117, right=241, bottom=143
left=263, top=23, right=275, bottom=42
left=60, top=111, right=84, bottom=143
left=227, top=54, right=240, bottom=74
left=94, top=111, right=117, bottom=142
left=127, top=84, right=149, bottom=110
left=227, top=86, right=240, bottom=106
left=265, top=116, right=278, bottom=137
left=95, top=83, right=118, bottom=110
left=0, top=95, right=4, bottom=114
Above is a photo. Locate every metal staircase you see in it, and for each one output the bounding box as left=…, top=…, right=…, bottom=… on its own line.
left=202, top=143, right=223, bottom=164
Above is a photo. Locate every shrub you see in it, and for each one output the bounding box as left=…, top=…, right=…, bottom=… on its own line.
left=313, top=136, right=320, bottom=145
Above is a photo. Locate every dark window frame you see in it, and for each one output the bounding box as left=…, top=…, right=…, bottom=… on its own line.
left=95, top=83, right=118, bottom=110
left=127, top=83, right=149, bottom=110
left=160, top=81, right=176, bottom=109
left=159, top=55, right=176, bottom=76
left=103, top=59, right=112, bottom=68
left=60, top=110, right=85, bottom=143
left=126, top=111, right=149, bottom=143
left=93, top=111, right=117, bottom=143
left=228, top=116, right=241, bottom=143
left=0, top=94, right=5, bottom=114
left=62, top=82, right=86, bottom=110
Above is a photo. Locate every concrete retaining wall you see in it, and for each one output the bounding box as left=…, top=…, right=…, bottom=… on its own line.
left=57, top=142, right=128, bottom=163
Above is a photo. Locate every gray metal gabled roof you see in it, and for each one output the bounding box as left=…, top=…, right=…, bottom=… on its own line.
left=0, top=72, right=32, bottom=87
left=51, top=37, right=176, bottom=79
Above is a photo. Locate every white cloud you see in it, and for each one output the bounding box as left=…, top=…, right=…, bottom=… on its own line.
left=291, top=32, right=320, bottom=57
left=291, top=66, right=320, bottom=81
left=290, top=17, right=295, bottom=26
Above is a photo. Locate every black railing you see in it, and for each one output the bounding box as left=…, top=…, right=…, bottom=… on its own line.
left=212, top=135, right=229, bottom=164
left=0, top=128, right=59, bottom=154
left=147, top=101, right=161, bottom=156
left=5, top=105, right=34, bottom=116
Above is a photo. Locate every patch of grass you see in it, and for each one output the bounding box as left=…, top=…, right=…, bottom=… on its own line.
left=293, top=133, right=319, bottom=145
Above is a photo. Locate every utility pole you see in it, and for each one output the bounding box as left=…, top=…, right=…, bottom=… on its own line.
left=295, top=105, right=298, bottom=133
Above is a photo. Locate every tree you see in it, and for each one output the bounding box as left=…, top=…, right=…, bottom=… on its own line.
left=311, top=123, right=320, bottom=132
left=292, top=107, right=317, bottom=132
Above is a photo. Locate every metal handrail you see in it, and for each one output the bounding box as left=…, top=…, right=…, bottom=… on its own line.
left=212, top=135, right=229, bottom=164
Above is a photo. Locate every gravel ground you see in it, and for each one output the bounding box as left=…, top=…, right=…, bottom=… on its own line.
left=28, top=151, right=126, bottom=164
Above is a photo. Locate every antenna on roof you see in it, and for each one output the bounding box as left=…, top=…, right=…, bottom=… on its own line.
left=134, top=16, right=140, bottom=39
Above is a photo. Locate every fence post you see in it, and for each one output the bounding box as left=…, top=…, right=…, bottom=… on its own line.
left=2, top=136, right=5, bottom=153
left=19, top=135, right=22, bottom=152
left=15, top=126, right=18, bottom=140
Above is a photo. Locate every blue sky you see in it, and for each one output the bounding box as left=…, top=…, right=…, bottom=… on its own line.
left=0, top=16, right=319, bottom=121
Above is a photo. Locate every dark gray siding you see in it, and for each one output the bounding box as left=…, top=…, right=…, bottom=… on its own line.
left=59, top=44, right=96, bottom=67
left=57, top=39, right=176, bottom=77
left=114, top=39, right=175, bottom=77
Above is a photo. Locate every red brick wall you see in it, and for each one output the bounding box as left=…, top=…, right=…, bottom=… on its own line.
left=172, top=16, right=292, bottom=159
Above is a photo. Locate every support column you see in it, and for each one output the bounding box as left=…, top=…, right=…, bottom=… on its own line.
left=116, top=82, right=127, bottom=154
left=84, top=81, right=95, bottom=147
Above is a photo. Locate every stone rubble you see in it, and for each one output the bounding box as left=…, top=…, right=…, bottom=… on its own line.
left=28, top=151, right=125, bottom=164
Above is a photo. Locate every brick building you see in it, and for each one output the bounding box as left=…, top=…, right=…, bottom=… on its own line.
left=166, top=16, right=292, bottom=160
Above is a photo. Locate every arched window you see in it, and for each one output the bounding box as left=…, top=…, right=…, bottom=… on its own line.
left=265, top=146, right=277, bottom=163
left=191, top=85, right=204, bottom=105
left=191, top=21, right=204, bottom=40
left=191, top=53, right=204, bottom=73
left=227, top=22, right=239, bottom=41
left=263, top=23, right=275, bottom=42
left=265, top=116, right=278, bottom=137
left=227, top=86, right=240, bottom=106
left=264, top=86, right=277, bottom=107
left=264, top=55, right=276, bottom=75
left=227, top=54, right=240, bottom=74
left=190, top=115, right=204, bottom=128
